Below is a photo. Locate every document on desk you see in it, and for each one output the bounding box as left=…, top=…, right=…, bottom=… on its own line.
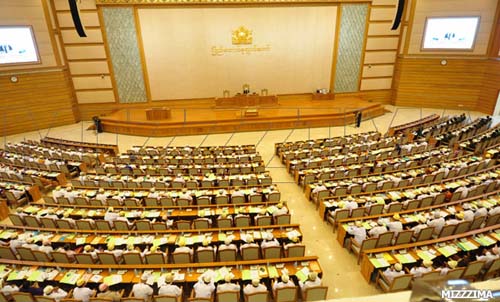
left=457, top=241, right=478, bottom=252
left=295, top=267, right=311, bottom=283
left=437, top=245, right=458, bottom=257
left=103, top=274, right=122, bottom=286
left=242, top=270, right=259, bottom=281
left=370, top=257, right=390, bottom=268
left=268, top=266, right=279, bottom=278
left=475, top=235, right=496, bottom=246
left=416, top=250, right=436, bottom=262
left=60, top=271, right=82, bottom=285
left=394, top=253, right=416, bottom=264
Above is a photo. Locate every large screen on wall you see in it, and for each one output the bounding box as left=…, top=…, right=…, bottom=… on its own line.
left=0, top=26, right=40, bottom=65
left=422, top=17, right=480, bottom=50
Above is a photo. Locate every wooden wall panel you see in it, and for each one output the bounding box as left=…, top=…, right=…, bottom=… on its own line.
left=57, top=11, right=100, bottom=28
left=68, top=61, right=109, bottom=75
left=477, top=60, right=500, bottom=114
left=73, top=76, right=113, bottom=90
left=0, top=70, right=76, bottom=136
left=392, top=57, right=487, bottom=110
left=362, top=65, right=394, bottom=78
left=369, top=8, right=395, bottom=21
left=60, top=29, right=104, bottom=44
left=368, top=23, right=400, bottom=36
left=360, top=78, right=392, bottom=90
left=53, top=0, right=97, bottom=10
left=75, top=90, right=115, bottom=103
left=366, top=37, right=399, bottom=50
left=65, top=46, right=107, bottom=60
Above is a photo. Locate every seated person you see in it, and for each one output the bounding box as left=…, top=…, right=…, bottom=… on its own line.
left=240, top=235, right=259, bottom=253
left=273, top=202, right=289, bottom=217
left=197, top=238, right=217, bottom=254
left=261, top=232, right=280, bottom=249
left=476, top=246, right=500, bottom=268
left=174, top=237, right=193, bottom=257
left=382, top=263, right=405, bottom=282
left=437, top=260, right=458, bottom=276
left=43, top=285, right=68, bottom=302
left=73, top=279, right=96, bottom=302
left=132, top=275, right=154, bottom=302
left=243, top=278, right=267, bottom=295
left=0, top=279, right=18, bottom=299
left=299, top=272, right=322, bottom=294
left=217, top=274, right=240, bottom=292
left=104, top=207, right=119, bottom=227
left=96, top=283, right=121, bottom=302
left=104, top=242, right=124, bottom=262
left=346, top=221, right=367, bottom=245
left=284, top=236, right=302, bottom=251
left=386, top=214, right=403, bottom=235
left=410, top=260, right=433, bottom=278
left=193, top=275, right=215, bottom=298
left=219, top=237, right=238, bottom=252
left=427, top=211, right=445, bottom=235
left=158, top=273, right=182, bottom=297
left=272, top=274, right=295, bottom=295
left=368, top=220, right=388, bottom=238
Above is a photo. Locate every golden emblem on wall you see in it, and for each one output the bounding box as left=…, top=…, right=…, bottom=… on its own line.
left=232, top=26, right=253, bottom=45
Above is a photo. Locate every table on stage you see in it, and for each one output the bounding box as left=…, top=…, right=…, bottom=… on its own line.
left=215, top=94, right=278, bottom=107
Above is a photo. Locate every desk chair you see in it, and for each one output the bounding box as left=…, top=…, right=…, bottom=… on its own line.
left=172, top=251, right=191, bottom=264
left=376, top=273, right=412, bottom=292
left=244, top=291, right=268, bottom=302
left=218, top=249, right=237, bottom=262
left=350, top=237, right=377, bottom=264
left=274, top=285, right=297, bottom=302
left=0, top=246, right=18, bottom=260
left=145, top=252, right=167, bottom=264
left=263, top=246, right=281, bottom=259
left=275, top=214, right=291, bottom=225
left=241, top=246, right=260, bottom=261
left=235, top=216, right=250, bottom=227
left=123, top=252, right=144, bottom=265
left=462, top=260, right=486, bottom=281
left=302, top=286, right=328, bottom=301
left=483, top=258, right=500, bottom=279
left=394, top=230, right=413, bottom=245
left=188, top=289, right=213, bottom=302
left=11, top=292, right=35, bottom=302
left=284, top=244, right=305, bottom=258
left=216, top=290, right=239, bottom=302
left=35, top=297, right=58, bottom=302
left=196, top=249, right=215, bottom=263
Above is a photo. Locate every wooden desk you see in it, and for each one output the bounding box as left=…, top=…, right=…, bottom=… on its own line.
left=146, top=108, right=171, bottom=121
left=215, top=95, right=278, bottom=108
left=312, top=93, right=335, bottom=100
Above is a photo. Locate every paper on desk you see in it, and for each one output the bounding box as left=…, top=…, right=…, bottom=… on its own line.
left=27, top=270, right=46, bottom=282
left=394, top=253, right=416, bottom=264
left=242, top=270, right=259, bottom=281
left=370, top=258, right=390, bottom=268
left=60, top=271, right=82, bottom=285
left=295, top=267, right=310, bottom=283
left=417, top=250, right=436, bottom=262
left=286, top=230, right=301, bottom=239
left=457, top=241, right=478, bottom=252
left=475, top=236, right=496, bottom=246
left=103, top=274, right=122, bottom=286
left=75, top=237, right=86, bottom=246
left=437, top=245, right=458, bottom=257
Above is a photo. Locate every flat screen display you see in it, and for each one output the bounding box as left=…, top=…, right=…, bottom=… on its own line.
left=422, top=17, right=480, bottom=50
left=0, top=26, right=40, bottom=65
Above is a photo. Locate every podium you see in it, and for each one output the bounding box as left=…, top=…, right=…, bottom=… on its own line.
left=146, top=107, right=171, bottom=120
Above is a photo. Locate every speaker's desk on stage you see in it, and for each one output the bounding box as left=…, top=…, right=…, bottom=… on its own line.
left=215, top=94, right=278, bottom=108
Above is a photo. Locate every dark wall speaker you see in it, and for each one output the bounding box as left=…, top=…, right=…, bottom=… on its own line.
left=68, top=0, right=87, bottom=37
left=391, top=0, right=406, bottom=30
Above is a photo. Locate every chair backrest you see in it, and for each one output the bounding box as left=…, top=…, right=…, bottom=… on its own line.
left=177, top=198, right=190, bottom=207
left=470, top=215, right=486, bottom=230
left=438, top=224, right=456, bottom=238
left=218, top=249, right=237, bottom=262
left=172, top=252, right=191, bottom=264
left=454, top=221, right=471, bottom=234
left=263, top=246, right=281, bottom=259
left=24, top=216, right=41, bottom=228
left=462, top=260, right=486, bottom=279
left=176, top=220, right=191, bottom=230
left=245, top=291, right=268, bottom=302
left=89, top=298, right=114, bottom=302
left=0, top=246, right=18, bottom=260
left=445, top=267, right=465, bottom=279
left=145, top=253, right=166, bottom=264
left=160, top=197, right=174, bottom=206
left=256, top=216, right=272, bottom=226
left=420, top=270, right=441, bottom=281
left=376, top=232, right=394, bottom=248
left=52, top=251, right=72, bottom=263
left=40, top=217, right=57, bottom=228
left=386, top=203, right=403, bottom=213
left=196, top=196, right=211, bottom=205
left=136, top=220, right=152, bottom=231
left=123, top=298, right=146, bottom=302
left=303, top=286, right=328, bottom=301
left=275, top=286, right=297, bottom=302
left=33, top=250, right=51, bottom=262
left=275, top=214, right=291, bottom=225
left=217, top=218, right=232, bottom=228
left=76, top=220, right=95, bottom=230
left=123, top=252, right=144, bottom=265
left=405, top=200, right=420, bottom=211
left=394, top=230, right=413, bottom=245
left=17, top=247, right=36, bottom=261
left=235, top=216, right=251, bottom=227
left=216, top=291, right=239, bottom=302
left=367, top=204, right=384, bottom=216
left=268, top=192, right=281, bottom=202
left=287, top=244, right=305, bottom=258
left=114, top=220, right=130, bottom=231
left=196, top=249, right=215, bottom=263
left=153, top=295, right=178, bottom=302
left=415, top=227, right=434, bottom=241
left=231, top=195, right=245, bottom=204
left=242, top=246, right=260, bottom=261
left=360, top=238, right=378, bottom=252
left=389, top=275, right=412, bottom=292
left=193, top=219, right=210, bottom=229
left=98, top=252, right=118, bottom=264
left=56, top=219, right=73, bottom=229
left=8, top=214, right=24, bottom=226
left=75, top=253, right=95, bottom=264
left=484, top=257, right=500, bottom=277
left=419, top=196, right=433, bottom=208
left=11, top=292, right=36, bottom=302
left=96, top=220, right=112, bottom=231
left=350, top=208, right=365, bottom=218
left=35, top=296, right=57, bottom=302
left=215, top=195, right=229, bottom=204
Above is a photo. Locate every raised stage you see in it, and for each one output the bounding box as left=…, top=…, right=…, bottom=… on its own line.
left=100, top=96, right=386, bottom=137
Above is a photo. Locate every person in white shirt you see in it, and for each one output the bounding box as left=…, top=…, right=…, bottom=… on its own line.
left=95, top=188, right=107, bottom=204
left=344, top=198, right=358, bottom=215
left=104, top=243, right=124, bottom=262
left=193, top=275, right=215, bottom=298
left=244, top=278, right=267, bottom=295
left=219, top=237, right=238, bottom=252
left=311, top=181, right=327, bottom=197
left=61, top=212, right=76, bottom=228
left=38, top=239, right=54, bottom=256
left=475, top=207, right=488, bottom=217
left=52, top=186, right=65, bottom=202
left=104, top=207, right=119, bottom=227
left=197, top=238, right=217, bottom=254
left=43, top=285, right=68, bottom=302
left=261, top=232, right=280, bottom=249
left=173, top=174, right=185, bottom=184
left=73, top=279, right=96, bottom=302
left=44, top=209, right=59, bottom=220
left=240, top=235, right=259, bottom=253
left=0, top=280, right=19, bottom=299
left=299, top=272, right=322, bottom=294
left=477, top=247, right=500, bottom=268
left=22, top=237, right=40, bottom=251
left=174, top=237, right=193, bottom=257
left=83, top=245, right=98, bottom=260
left=9, top=233, right=27, bottom=254
left=368, top=220, right=388, bottom=238
left=386, top=214, right=403, bottom=235
left=148, top=187, right=159, bottom=199
left=273, top=202, right=289, bottom=217
left=410, top=260, right=433, bottom=278
left=438, top=260, right=458, bottom=276
left=158, top=273, right=182, bottom=297
left=64, top=186, right=77, bottom=203
left=427, top=211, right=445, bottom=235
left=382, top=263, right=405, bottom=282
left=489, top=206, right=500, bottom=216
left=346, top=221, right=367, bottom=245
left=178, top=188, right=193, bottom=203
left=231, top=187, right=245, bottom=198
left=132, top=275, right=154, bottom=302
left=115, top=211, right=132, bottom=227
left=272, top=274, right=295, bottom=295
left=217, top=274, right=240, bottom=292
